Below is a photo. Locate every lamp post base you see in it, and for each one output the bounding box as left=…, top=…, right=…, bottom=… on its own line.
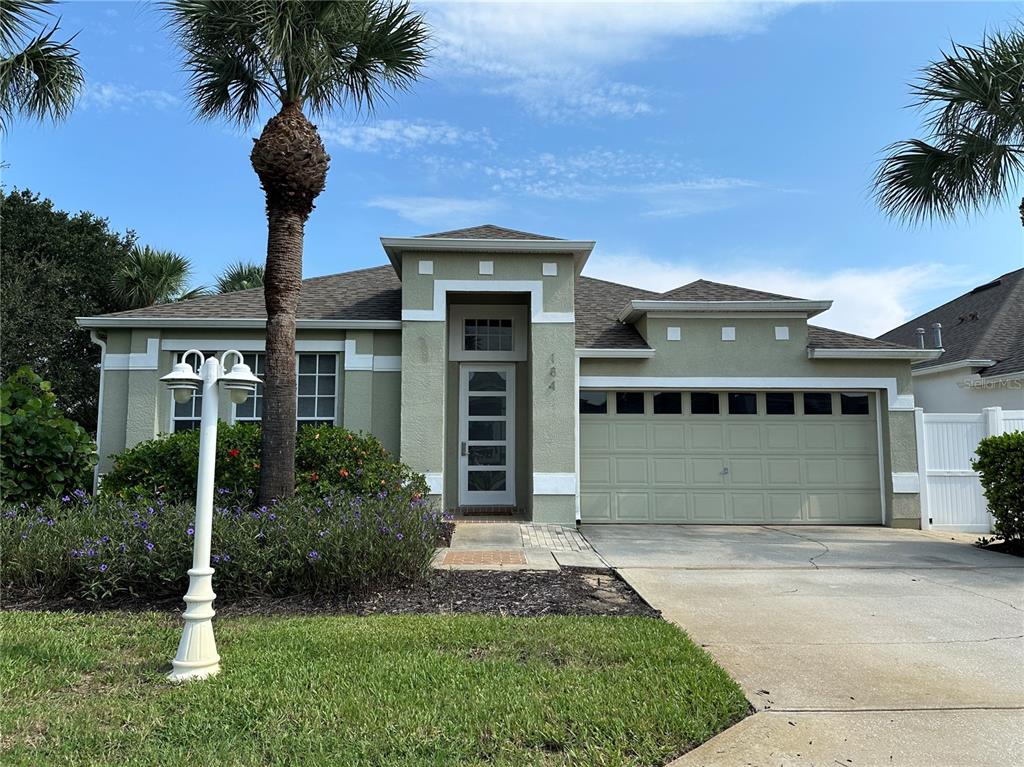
left=167, top=566, right=220, bottom=682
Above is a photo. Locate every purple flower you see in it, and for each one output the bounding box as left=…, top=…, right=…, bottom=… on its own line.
left=212, top=554, right=221, bottom=564
left=61, top=495, right=71, bottom=503
left=86, top=548, right=96, bottom=557
left=222, top=554, right=231, bottom=562
left=187, top=526, right=194, bottom=536
left=307, top=551, right=320, bottom=561
left=396, top=532, right=404, bottom=541
left=118, top=543, right=127, bottom=553
left=145, top=540, right=154, bottom=552
left=73, top=489, right=86, bottom=498
left=99, top=563, right=108, bottom=572
left=268, top=513, right=277, bottom=521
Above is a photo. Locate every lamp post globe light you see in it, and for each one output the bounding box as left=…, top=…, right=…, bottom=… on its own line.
left=159, top=349, right=260, bottom=682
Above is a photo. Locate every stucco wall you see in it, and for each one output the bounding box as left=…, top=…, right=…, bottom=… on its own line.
left=912, top=368, right=1024, bottom=412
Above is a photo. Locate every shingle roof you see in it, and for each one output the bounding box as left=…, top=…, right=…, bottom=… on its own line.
left=807, top=325, right=911, bottom=350
left=417, top=224, right=561, bottom=240
left=658, top=279, right=801, bottom=301
left=97, top=265, right=401, bottom=321
left=84, top=264, right=914, bottom=355
left=878, top=268, right=1024, bottom=377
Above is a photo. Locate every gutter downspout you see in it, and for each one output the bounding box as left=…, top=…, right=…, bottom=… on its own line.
left=89, top=330, right=107, bottom=493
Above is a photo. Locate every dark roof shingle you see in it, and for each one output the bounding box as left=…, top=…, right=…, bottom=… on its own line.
left=574, top=276, right=656, bottom=349
left=878, top=268, right=1024, bottom=377
left=658, top=279, right=801, bottom=301
left=808, top=325, right=912, bottom=350
left=417, top=224, right=561, bottom=240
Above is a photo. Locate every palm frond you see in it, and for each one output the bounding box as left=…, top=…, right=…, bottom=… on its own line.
left=0, top=0, right=52, bottom=50
left=111, top=246, right=201, bottom=309
left=0, top=5, right=83, bottom=132
left=217, top=260, right=265, bottom=293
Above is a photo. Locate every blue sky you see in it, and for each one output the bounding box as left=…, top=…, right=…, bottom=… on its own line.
left=4, top=1, right=1022, bottom=335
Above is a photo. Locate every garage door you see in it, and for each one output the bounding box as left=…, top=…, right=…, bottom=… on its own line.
left=580, top=390, right=882, bottom=524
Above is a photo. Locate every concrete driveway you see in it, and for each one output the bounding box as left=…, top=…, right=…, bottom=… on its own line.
left=582, top=525, right=1024, bottom=767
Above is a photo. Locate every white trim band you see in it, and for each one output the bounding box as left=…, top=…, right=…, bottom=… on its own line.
left=424, top=472, right=443, bottom=495
left=575, top=347, right=655, bottom=359
left=79, top=317, right=402, bottom=330
left=891, top=472, right=921, bottom=493
left=809, top=348, right=942, bottom=361
left=911, top=358, right=995, bottom=376
left=342, top=339, right=401, bottom=371
left=161, top=339, right=346, bottom=353
left=102, top=338, right=159, bottom=370
left=402, top=279, right=574, bottom=324
left=533, top=472, right=577, bottom=495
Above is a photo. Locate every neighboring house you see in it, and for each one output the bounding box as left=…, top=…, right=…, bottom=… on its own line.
left=878, top=268, right=1024, bottom=413
left=79, top=225, right=941, bottom=527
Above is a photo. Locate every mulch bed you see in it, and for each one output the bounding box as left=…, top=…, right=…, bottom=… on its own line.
left=976, top=539, right=1024, bottom=558
left=4, top=568, right=660, bottom=619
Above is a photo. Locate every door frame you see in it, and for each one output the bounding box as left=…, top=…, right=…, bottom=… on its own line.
left=458, top=363, right=516, bottom=506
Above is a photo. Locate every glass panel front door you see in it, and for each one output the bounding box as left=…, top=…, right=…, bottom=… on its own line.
left=459, top=365, right=515, bottom=506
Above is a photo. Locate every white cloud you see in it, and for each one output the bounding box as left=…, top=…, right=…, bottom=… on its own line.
left=584, top=250, right=967, bottom=336
left=428, top=1, right=800, bottom=119
left=82, top=82, right=179, bottom=111
left=319, top=119, right=491, bottom=153
left=367, top=195, right=501, bottom=227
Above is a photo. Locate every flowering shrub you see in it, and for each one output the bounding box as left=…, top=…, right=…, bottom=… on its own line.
left=100, top=424, right=427, bottom=505
left=2, top=487, right=449, bottom=602
left=0, top=368, right=97, bottom=504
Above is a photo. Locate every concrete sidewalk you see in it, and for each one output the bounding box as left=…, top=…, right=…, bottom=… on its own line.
left=582, top=525, right=1024, bottom=767
left=435, top=522, right=604, bottom=570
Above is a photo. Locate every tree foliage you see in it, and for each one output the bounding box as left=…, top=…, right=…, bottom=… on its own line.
left=875, top=27, right=1024, bottom=226
left=0, top=0, right=84, bottom=132
left=110, top=245, right=209, bottom=308
left=0, top=189, right=134, bottom=431
left=972, top=431, right=1024, bottom=543
left=217, top=260, right=264, bottom=293
left=0, top=367, right=97, bottom=503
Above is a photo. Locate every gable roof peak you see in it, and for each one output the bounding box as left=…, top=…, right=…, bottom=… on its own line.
left=416, top=224, right=561, bottom=240
left=658, top=278, right=803, bottom=302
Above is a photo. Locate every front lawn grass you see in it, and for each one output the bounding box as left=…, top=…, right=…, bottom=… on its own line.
left=0, top=611, right=747, bottom=766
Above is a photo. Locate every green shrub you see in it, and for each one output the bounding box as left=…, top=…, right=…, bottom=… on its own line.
left=972, top=431, right=1024, bottom=542
left=100, top=423, right=427, bottom=505
left=2, top=488, right=447, bottom=602
left=0, top=367, right=97, bottom=504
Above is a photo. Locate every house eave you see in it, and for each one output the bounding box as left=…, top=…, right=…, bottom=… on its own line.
left=807, top=347, right=943, bottom=361
left=380, top=236, right=596, bottom=277
left=910, top=358, right=996, bottom=377
left=575, top=347, right=656, bottom=359
left=76, top=316, right=403, bottom=330
left=617, top=299, right=833, bottom=324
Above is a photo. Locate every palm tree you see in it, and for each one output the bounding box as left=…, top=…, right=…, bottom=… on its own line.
left=0, top=0, right=84, bottom=132
left=217, top=260, right=265, bottom=293
left=164, top=0, right=429, bottom=504
left=874, top=28, right=1024, bottom=227
left=111, top=245, right=209, bottom=309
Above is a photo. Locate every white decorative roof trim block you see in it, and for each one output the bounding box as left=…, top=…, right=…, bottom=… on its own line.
left=401, top=279, right=574, bottom=323
left=102, top=338, right=159, bottom=370
left=478, top=260, right=494, bottom=275
left=542, top=262, right=558, bottom=276
left=667, top=326, right=681, bottom=341
left=578, top=375, right=915, bottom=412
left=721, top=326, right=736, bottom=341
left=775, top=325, right=789, bottom=341
left=533, top=472, right=576, bottom=495
left=424, top=472, right=443, bottom=495
left=418, top=259, right=433, bottom=275
left=891, top=472, right=920, bottom=493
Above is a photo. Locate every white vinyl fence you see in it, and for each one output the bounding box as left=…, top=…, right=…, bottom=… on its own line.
left=915, top=407, right=1024, bottom=533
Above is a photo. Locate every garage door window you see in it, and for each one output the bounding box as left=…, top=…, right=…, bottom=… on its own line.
left=840, top=392, right=870, bottom=415
left=615, top=391, right=645, bottom=415
left=690, top=391, right=720, bottom=414
left=653, top=392, right=682, bottom=414
left=765, top=391, right=795, bottom=415
left=579, top=391, right=607, bottom=414
left=803, top=392, right=833, bottom=415
left=728, top=392, right=757, bottom=415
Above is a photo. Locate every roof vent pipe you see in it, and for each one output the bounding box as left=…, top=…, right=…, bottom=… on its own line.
left=931, top=322, right=943, bottom=348
left=916, top=328, right=925, bottom=349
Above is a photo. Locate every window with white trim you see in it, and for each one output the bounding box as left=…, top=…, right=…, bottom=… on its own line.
left=296, top=353, right=337, bottom=427
left=464, top=318, right=514, bottom=352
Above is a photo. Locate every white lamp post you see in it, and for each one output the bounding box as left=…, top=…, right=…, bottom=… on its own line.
left=160, top=349, right=261, bottom=682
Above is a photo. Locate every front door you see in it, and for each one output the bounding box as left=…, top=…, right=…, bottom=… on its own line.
left=459, top=364, right=515, bottom=506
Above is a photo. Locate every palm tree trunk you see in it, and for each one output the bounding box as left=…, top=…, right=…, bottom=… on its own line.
left=250, top=102, right=330, bottom=506
left=258, top=208, right=304, bottom=503
left=1019, top=197, right=1023, bottom=227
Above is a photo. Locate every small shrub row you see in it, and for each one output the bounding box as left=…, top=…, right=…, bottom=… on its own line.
left=2, top=488, right=449, bottom=602
left=100, top=423, right=427, bottom=506
left=973, top=431, right=1024, bottom=543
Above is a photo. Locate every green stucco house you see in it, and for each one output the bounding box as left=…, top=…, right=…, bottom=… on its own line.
left=78, top=225, right=940, bottom=527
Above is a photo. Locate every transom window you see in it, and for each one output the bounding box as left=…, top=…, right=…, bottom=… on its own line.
left=464, top=319, right=513, bottom=352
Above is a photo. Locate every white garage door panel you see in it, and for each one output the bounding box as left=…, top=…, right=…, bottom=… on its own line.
left=580, top=394, right=882, bottom=524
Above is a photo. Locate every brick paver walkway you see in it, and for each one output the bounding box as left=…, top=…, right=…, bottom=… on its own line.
left=520, top=524, right=592, bottom=552
left=442, top=550, right=527, bottom=566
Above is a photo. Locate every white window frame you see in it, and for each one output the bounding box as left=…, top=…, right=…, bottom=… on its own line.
left=448, top=304, right=528, bottom=362
left=296, top=352, right=339, bottom=428
left=458, top=363, right=516, bottom=506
